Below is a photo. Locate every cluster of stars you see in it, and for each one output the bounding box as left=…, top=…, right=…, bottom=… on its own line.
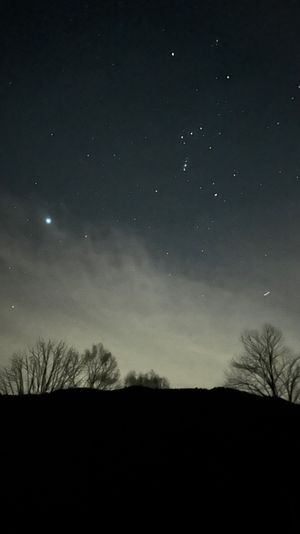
left=6, top=36, right=288, bottom=327
left=182, top=157, right=189, bottom=172
left=179, top=126, right=205, bottom=145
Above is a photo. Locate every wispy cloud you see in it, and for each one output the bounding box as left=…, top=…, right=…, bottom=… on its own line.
left=0, top=193, right=299, bottom=388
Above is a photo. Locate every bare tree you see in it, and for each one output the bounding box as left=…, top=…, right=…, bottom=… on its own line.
left=280, top=356, right=300, bottom=403
left=0, top=339, right=83, bottom=395
left=82, top=343, right=120, bottom=390
left=124, top=369, right=170, bottom=389
left=224, top=324, right=300, bottom=402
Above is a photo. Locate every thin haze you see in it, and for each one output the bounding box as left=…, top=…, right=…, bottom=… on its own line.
left=1, top=1, right=300, bottom=386
left=1, top=195, right=299, bottom=388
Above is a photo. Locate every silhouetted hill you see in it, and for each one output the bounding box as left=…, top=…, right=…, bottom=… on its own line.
left=0, top=387, right=299, bottom=527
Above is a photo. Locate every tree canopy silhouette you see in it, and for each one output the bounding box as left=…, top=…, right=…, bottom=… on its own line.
left=0, top=339, right=82, bottom=394
left=0, top=339, right=121, bottom=394
left=224, top=323, right=300, bottom=402
left=124, top=369, right=170, bottom=389
left=82, top=343, right=120, bottom=390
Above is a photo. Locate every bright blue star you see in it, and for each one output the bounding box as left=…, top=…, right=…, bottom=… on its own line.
left=45, top=217, right=52, bottom=225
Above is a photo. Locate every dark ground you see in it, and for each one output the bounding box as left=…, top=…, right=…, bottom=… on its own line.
left=0, top=387, right=299, bottom=528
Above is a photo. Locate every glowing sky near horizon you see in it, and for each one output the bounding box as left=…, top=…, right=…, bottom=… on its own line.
left=1, top=1, right=300, bottom=387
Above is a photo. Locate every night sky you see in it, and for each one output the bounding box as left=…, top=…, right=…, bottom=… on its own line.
left=1, top=0, right=300, bottom=387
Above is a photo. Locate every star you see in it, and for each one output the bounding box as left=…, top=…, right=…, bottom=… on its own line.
left=45, top=217, right=52, bottom=225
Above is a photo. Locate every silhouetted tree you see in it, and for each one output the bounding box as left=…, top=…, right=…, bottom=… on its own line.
left=0, top=339, right=82, bottom=394
left=224, top=324, right=300, bottom=402
left=82, top=343, right=120, bottom=390
left=0, top=339, right=121, bottom=394
left=124, top=369, right=170, bottom=389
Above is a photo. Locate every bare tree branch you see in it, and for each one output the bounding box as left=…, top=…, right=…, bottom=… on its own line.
left=224, top=324, right=300, bottom=402
left=0, top=339, right=83, bottom=394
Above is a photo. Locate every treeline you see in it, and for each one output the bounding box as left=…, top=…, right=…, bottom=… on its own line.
left=1, top=323, right=300, bottom=402
left=0, top=339, right=169, bottom=395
